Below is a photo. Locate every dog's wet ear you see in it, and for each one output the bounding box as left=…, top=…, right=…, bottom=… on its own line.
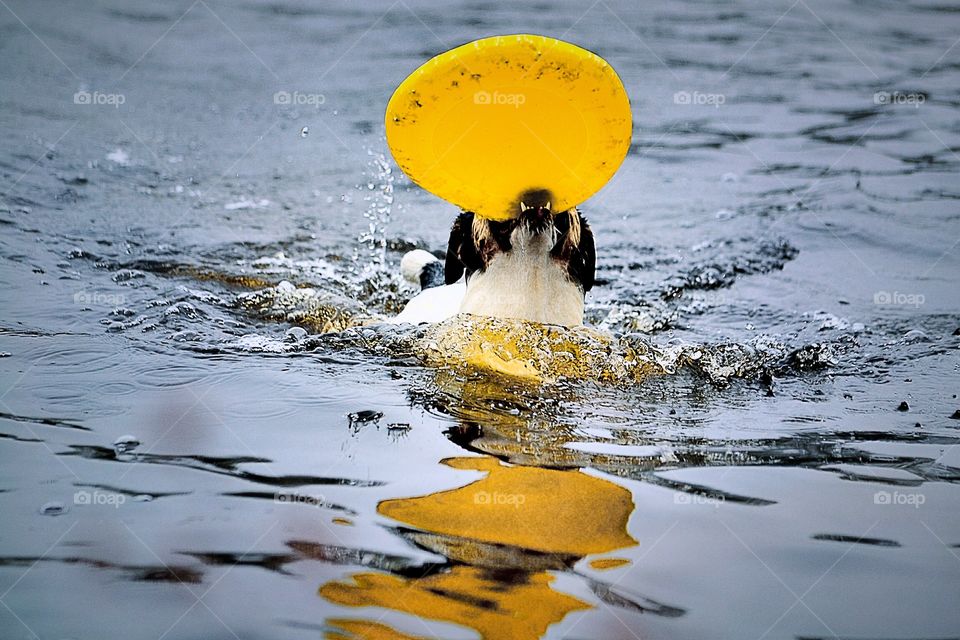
left=576, top=215, right=596, bottom=292
left=554, top=209, right=596, bottom=292
left=445, top=212, right=484, bottom=284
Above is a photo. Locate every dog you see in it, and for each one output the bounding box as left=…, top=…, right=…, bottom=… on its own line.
left=391, top=195, right=595, bottom=327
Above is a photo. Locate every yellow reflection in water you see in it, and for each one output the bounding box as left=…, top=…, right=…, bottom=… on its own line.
left=320, top=456, right=638, bottom=639
left=589, top=557, right=632, bottom=571
left=325, top=617, right=427, bottom=640
left=381, top=457, right=636, bottom=556
left=322, top=566, right=590, bottom=640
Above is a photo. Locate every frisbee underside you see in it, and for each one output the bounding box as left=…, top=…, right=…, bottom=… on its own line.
left=386, top=34, right=632, bottom=221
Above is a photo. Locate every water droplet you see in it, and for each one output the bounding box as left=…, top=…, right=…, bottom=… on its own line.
left=285, top=327, right=307, bottom=342
left=299, top=126, right=309, bottom=138
left=348, top=410, right=383, bottom=425
left=113, top=434, right=140, bottom=454
left=40, top=501, right=67, bottom=516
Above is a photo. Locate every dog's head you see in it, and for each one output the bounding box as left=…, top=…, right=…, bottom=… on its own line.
left=443, top=200, right=596, bottom=293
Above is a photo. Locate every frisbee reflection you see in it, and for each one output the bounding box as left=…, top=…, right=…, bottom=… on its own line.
left=319, top=455, right=638, bottom=639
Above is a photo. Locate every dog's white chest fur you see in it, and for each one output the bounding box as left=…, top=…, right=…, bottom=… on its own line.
left=458, top=227, right=584, bottom=326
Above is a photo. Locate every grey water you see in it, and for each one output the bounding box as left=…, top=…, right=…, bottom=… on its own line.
left=1, top=0, right=958, bottom=638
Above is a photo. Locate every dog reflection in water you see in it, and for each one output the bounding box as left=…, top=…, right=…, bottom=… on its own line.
left=318, top=455, right=639, bottom=639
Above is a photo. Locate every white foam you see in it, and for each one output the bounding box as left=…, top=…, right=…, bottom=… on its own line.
left=106, top=148, right=129, bottom=164
left=389, top=281, right=465, bottom=325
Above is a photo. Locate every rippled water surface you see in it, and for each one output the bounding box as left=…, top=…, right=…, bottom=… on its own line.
left=1, top=1, right=959, bottom=638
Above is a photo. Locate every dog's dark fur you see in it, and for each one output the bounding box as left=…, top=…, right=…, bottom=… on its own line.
left=443, top=209, right=596, bottom=293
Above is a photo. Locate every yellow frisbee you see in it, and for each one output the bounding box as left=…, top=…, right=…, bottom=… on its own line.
left=385, top=34, right=632, bottom=221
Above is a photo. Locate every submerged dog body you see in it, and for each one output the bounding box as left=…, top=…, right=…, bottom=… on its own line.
left=445, top=206, right=595, bottom=327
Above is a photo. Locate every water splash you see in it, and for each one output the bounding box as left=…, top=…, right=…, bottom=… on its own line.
left=350, top=149, right=403, bottom=313
left=356, top=150, right=393, bottom=265
left=419, top=315, right=663, bottom=384
left=243, top=314, right=848, bottom=387
left=235, top=280, right=377, bottom=334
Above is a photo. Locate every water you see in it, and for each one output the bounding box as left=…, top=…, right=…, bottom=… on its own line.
left=1, top=0, right=959, bottom=638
